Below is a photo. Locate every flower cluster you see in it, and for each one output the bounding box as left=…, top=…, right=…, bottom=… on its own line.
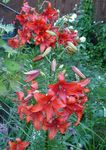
left=8, top=1, right=79, bottom=53
left=16, top=70, right=90, bottom=140
left=6, top=1, right=90, bottom=149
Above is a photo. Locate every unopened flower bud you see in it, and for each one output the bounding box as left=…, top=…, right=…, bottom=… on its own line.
left=51, top=59, right=56, bottom=72
left=67, top=42, right=77, bottom=54
left=24, top=70, right=40, bottom=82
left=46, top=30, right=57, bottom=36
left=59, top=64, right=64, bottom=69
left=71, top=66, right=86, bottom=79
left=62, top=70, right=66, bottom=74
left=42, top=47, right=51, bottom=57
left=33, top=55, right=43, bottom=62
left=40, top=71, right=46, bottom=77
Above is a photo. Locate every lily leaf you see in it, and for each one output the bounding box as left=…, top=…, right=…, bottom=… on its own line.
left=4, top=60, right=20, bottom=72
left=0, top=80, right=7, bottom=96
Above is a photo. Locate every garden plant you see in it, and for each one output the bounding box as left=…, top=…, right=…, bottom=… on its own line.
left=0, top=0, right=106, bottom=150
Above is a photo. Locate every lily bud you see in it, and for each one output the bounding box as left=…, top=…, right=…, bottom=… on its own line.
left=40, top=71, right=46, bottom=76
left=46, top=30, right=57, bottom=36
left=62, top=70, right=66, bottom=74
left=24, top=70, right=40, bottom=82
left=71, top=66, right=86, bottom=79
left=67, top=42, right=77, bottom=54
left=33, top=55, right=43, bottom=62
left=24, top=94, right=33, bottom=102
left=59, top=64, right=64, bottom=69
left=42, top=47, right=51, bottom=57
left=51, top=59, right=56, bottom=72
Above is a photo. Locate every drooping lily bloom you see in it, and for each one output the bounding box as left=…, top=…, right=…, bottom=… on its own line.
left=16, top=81, right=38, bottom=119
left=24, top=69, right=40, bottom=82
left=18, top=102, right=45, bottom=130
left=16, top=91, right=24, bottom=103
left=30, top=81, right=38, bottom=92
left=16, top=91, right=28, bottom=120
left=65, top=102, right=84, bottom=126
left=16, top=81, right=38, bottom=103
left=9, top=138, right=29, bottom=150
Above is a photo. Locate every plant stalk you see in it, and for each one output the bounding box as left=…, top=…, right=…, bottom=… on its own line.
left=0, top=2, right=20, bottom=14
left=45, top=131, right=48, bottom=150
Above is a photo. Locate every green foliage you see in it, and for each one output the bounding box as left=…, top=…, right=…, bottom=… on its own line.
left=75, top=0, right=106, bottom=69
left=0, top=21, right=14, bottom=35
left=2, top=0, right=10, bottom=4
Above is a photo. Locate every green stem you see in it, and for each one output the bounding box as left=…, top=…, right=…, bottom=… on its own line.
left=45, top=131, right=48, bottom=150
left=0, top=2, right=20, bottom=14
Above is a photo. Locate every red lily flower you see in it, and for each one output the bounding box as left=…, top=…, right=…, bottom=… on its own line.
left=8, top=37, right=20, bottom=49
left=16, top=13, right=32, bottom=26
left=33, top=18, right=56, bottom=52
left=16, top=91, right=24, bottom=103
left=58, top=29, right=78, bottom=47
left=16, top=91, right=27, bottom=119
left=38, top=33, right=56, bottom=52
left=33, top=18, right=51, bottom=35
left=8, top=1, right=79, bottom=55
left=20, top=104, right=45, bottom=130
left=16, top=81, right=38, bottom=120
left=31, top=111, right=45, bottom=130
left=48, top=72, right=90, bottom=126
left=49, top=73, right=90, bottom=102
left=48, top=72, right=72, bottom=104
left=41, top=1, right=59, bottom=23
left=18, top=28, right=31, bottom=45
left=15, top=71, right=90, bottom=140
left=66, top=102, right=84, bottom=126
left=43, top=118, right=71, bottom=140
left=9, top=138, right=29, bottom=150
left=17, top=104, right=28, bottom=120
left=32, top=92, right=65, bottom=121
